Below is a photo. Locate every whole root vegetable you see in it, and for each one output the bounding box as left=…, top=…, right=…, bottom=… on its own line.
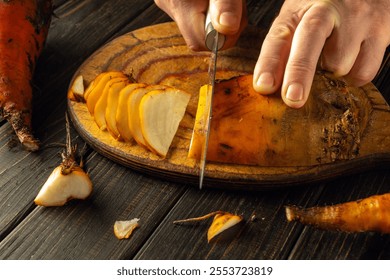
left=0, top=0, right=52, bottom=151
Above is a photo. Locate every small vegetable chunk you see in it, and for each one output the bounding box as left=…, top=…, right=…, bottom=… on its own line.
left=114, top=218, right=140, bottom=240
left=34, top=165, right=93, bottom=207
left=285, top=193, right=390, bottom=233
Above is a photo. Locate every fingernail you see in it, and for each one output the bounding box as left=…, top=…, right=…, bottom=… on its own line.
left=286, top=83, right=304, bottom=102
left=219, top=12, right=239, bottom=28
left=256, top=72, right=274, bottom=91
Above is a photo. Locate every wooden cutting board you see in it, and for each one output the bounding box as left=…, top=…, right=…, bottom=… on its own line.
left=67, top=22, right=390, bottom=190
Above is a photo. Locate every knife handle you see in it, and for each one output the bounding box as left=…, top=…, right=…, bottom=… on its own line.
left=205, top=9, right=225, bottom=51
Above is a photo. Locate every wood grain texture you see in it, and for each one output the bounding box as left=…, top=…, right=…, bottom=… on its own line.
left=68, top=22, right=390, bottom=189
left=0, top=0, right=389, bottom=261
left=0, top=154, right=187, bottom=259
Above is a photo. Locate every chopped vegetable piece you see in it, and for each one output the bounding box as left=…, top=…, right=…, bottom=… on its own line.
left=174, top=211, right=243, bottom=243
left=34, top=114, right=93, bottom=207
left=114, top=218, right=140, bottom=239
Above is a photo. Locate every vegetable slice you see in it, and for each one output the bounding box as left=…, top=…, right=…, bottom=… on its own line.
left=85, top=71, right=127, bottom=114
left=127, top=85, right=167, bottom=148
left=68, top=75, right=85, bottom=102
left=94, top=78, right=128, bottom=131
left=105, top=80, right=131, bottom=140
left=115, top=83, right=146, bottom=142
left=140, top=88, right=191, bottom=157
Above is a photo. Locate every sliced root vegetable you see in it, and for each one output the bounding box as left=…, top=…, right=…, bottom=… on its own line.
left=76, top=70, right=191, bottom=157
left=114, top=218, right=140, bottom=240
left=34, top=114, right=93, bottom=207
left=94, top=78, right=128, bottom=131
left=140, top=88, right=191, bottom=157
left=127, top=85, right=167, bottom=148
left=85, top=71, right=127, bottom=114
left=105, top=79, right=131, bottom=140
left=115, top=83, right=146, bottom=142
left=188, top=84, right=209, bottom=160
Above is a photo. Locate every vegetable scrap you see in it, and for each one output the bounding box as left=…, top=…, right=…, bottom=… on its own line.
left=114, top=218, right=140, bottom=240
left=173, top=211, right=244, bottom=243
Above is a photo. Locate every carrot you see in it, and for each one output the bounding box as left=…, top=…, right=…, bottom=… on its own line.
left=285, top=193, right=390, bottom=233
left=0, top=0, right=52, bottom=151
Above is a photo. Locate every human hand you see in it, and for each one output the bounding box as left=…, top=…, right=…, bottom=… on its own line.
left=154, top=0, right=247, bottom=51
left=253, top=0, right=390, bottom=108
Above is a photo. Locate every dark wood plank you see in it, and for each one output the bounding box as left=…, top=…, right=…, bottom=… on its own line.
left=0, top=154, right=187, bottom=259
left=0, top=109, right=69, bottom=240
left=134, top=184, right=324, bottom=259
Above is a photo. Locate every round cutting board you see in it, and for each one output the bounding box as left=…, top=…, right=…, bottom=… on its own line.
left=67, top=22, right=385, bottom=189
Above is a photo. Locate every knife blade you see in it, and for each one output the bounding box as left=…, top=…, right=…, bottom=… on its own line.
left=199, top=11, right=225, bottom=190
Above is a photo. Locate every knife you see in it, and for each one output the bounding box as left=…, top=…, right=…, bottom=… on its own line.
left=199, top=10, right=225, bottom=190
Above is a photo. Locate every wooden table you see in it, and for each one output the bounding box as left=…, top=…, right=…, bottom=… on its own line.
left=0, top=0, right=389, bottom=260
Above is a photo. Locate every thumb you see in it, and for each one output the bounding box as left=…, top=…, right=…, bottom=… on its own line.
left=209, top=0, right=243, bottom=34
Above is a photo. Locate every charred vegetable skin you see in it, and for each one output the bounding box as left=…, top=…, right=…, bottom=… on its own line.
left=0, top=0, right=52, bottom=151
left=286, top=193, right=390, bottom=233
